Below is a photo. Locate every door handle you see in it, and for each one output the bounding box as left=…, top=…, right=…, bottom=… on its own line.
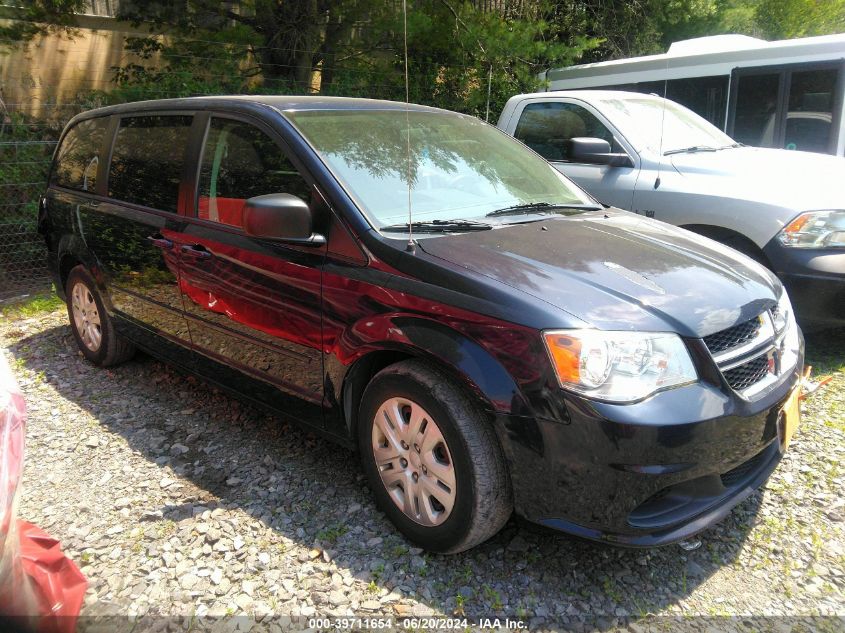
left=147, top=235, right=173, bottom=250
left=180, top=244, right=212, bottom=260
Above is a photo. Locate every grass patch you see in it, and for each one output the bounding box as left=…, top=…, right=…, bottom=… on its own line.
left=1, top=288, right=63, bottom=319
left=482, top=585, right=504, bottom=610
left=316, top=523, right=349, bottom=545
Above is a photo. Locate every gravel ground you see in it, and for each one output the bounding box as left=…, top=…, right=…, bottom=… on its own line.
left=1, top=304, right=843, bottom=629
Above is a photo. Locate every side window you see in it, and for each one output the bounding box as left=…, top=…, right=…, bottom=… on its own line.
left=197, top=118, right=311, bottom=228
left=513, top=102, right=617, bottom=162
left=665, top=76, right=729, bottom=128
left=108, top=115, right=193, bottom=212
left=732, top=73, right=780, bottom=146
left=784, top=68, right=836, bottom=152
left=53, top=117, right=110, bottom=192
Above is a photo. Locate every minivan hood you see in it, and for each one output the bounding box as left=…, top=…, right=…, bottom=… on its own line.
left=418, top=210, right=779, bottom=337
left=669, top=147, right=845, bottom=211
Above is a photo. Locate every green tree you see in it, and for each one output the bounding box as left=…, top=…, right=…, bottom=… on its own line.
left=109, top=1, right=598, bottom=119
left=753, top=0, right=845, bottom=38
left=0, top=0, right=87, bottom=43
left=113, top=0, right=386, bottom=94
left=343, top=1, right=597, bottom=118
left=546, top=0, right=722, bottom=62
left=0, top=1, right=597, bottom=120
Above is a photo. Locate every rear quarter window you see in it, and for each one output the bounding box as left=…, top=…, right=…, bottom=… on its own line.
left=52, top=117, right=110, bottom=192
left=108, top=115, right=193, bottom=212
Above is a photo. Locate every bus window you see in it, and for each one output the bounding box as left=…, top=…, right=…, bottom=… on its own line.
left=783, top=68, right=836, bottom=152
left=665, top=76, right=729, bottom=128
left=733, top=73, right=780, bottom=146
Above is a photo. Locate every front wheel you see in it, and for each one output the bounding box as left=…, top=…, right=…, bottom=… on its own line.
left=66, top=266, right=135, bottom=367
left=358, top=359, right=512, bottom=553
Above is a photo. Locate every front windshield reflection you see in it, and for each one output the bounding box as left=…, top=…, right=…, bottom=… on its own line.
left=286, top=110, right=590, bottom=229
left=600, top=97, right=735, bottom=155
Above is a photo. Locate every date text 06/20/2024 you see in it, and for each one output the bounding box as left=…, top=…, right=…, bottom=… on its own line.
left=307, top=617, right=527, bottom=629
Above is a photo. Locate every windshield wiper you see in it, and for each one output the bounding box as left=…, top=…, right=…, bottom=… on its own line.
left=485, top=202, right=601, bottom=218
left=380, top=219, right=492, bottom=233
left=663, top=145, right=719, bottom=156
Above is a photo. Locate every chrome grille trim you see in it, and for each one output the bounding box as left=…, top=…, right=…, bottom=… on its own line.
left=703, top=316, right=762, bottom=355
left=709, top=312, right=775, bottom=366
left=703, top=308, right=792, bottom=399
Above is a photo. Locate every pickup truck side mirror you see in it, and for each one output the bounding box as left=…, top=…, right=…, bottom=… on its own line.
left=243, top=193, right=326, bottom=246
left=567, top=137, right=633, bottom=167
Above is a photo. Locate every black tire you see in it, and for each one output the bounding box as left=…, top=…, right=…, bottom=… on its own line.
left=358, top=359, right=512, bottom=553
left=65, top=265, right=135, bottom=367
left=721, top=235, right=771, bottom=268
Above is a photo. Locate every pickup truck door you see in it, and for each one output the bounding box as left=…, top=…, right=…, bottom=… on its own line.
left=507, top=98, right=639, bottom=210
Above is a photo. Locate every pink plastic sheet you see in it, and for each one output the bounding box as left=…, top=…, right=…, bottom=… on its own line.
left=0, top=355, right=87, bottom=633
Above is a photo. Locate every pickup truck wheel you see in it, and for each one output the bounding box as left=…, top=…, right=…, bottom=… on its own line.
left=721, top=235, right=770, bottom=268
left=66, top=266, right=135, bottom=367
left=358, top=359, right=512, bottom=553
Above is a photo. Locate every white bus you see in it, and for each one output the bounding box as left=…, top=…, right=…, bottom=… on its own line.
left=541, top=33, right=845, bottom=156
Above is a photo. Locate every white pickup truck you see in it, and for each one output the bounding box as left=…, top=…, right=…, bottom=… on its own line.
left=497, top=90, right=845, bottom=329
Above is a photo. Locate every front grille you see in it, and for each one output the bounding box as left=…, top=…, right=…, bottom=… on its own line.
left=723, top=354, right=770, bottom=391
left=720, top=443, right=777, bottom=488
left=703, top=316, right=761, bottom=355
left=703, top=309, right=782, bottom=397
left=628, top=443, right=779, bottom=531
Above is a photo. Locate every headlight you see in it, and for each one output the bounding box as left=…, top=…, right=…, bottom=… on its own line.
left=772, top=288, right=794, bottom=334
left=773, top=289, right=800, bottom=371
left=777, top=210, right=845, bottom=248
left=542, top=330, right=697, bottom=403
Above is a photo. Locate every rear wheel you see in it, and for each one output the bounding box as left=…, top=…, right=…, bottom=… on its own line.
left=66, top=266, right=135, bottom=367
left=358, top=359, right=512, bottom=553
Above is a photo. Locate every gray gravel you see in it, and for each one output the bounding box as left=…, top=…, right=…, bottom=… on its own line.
left=2, top=308, right=843, bottom=627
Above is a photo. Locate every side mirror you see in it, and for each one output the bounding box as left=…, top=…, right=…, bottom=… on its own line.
left=243, top=193, right=326, bottom=246
left=567, top=137, right=632, bottom=167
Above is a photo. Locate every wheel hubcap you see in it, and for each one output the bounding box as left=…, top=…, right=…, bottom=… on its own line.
left=71, top=282, right=102, bottom=352
left=371, top=397, right=456, bottom=526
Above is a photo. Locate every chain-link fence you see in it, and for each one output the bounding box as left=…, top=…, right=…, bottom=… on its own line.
left=0, top=123, right=58, bottom=301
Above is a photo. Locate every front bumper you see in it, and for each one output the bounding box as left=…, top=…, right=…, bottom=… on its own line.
left=499, top=343, right=804, bottom=547
left=763, top=238, right=845, bottom=329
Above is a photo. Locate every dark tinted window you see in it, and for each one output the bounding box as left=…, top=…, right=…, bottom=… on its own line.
left=53, top=117, right=110, bottom=191
left=197, top=118, right=310, bottom=228
left=514, top=102, right=616, bottom=161
left=108, top=116, right=193, bottom=212
left=784, top=116, right=831, bottom=153
left=666, top=76, right=729, bottom=128
left=784, top=68, right=836, bottom=152
left=732, top=73, right=779, bottom=146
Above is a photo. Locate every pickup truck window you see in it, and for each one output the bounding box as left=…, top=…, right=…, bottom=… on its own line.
left=599, top=97, right=733, bottom=154
left=513, top=102, right=615, bottom=162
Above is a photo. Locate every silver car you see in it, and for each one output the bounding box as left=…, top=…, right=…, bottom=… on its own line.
left=498, top=90, right=845, bottom=329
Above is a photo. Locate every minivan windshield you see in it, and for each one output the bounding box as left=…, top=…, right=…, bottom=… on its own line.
left=286, top=109, right=593, bottom=231
left=599, top=96, right=736, bottom=155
